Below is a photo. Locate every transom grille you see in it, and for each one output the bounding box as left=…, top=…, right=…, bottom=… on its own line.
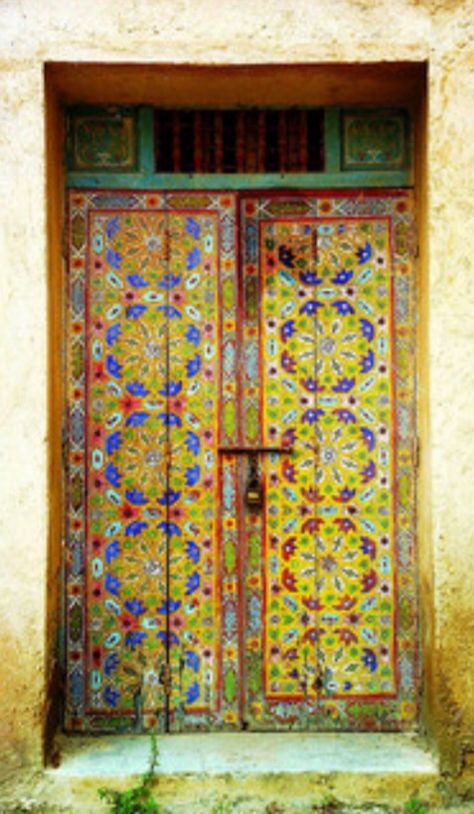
left=154, top=109, right=324, bottom=173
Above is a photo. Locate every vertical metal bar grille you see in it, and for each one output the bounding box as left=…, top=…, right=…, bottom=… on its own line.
left=154, top=109, right=324, bottom=173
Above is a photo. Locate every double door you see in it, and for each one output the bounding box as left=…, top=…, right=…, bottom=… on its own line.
left=65, top=189, right=418, bottom=732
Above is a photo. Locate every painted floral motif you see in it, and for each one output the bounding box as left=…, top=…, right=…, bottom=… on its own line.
left=71, top=112, right=137, bottom=171
left=241, top=193, right=417, bottom=731
left=65, top=193, right=239, bottom=732
left=342, top=111, right=408, bottom=170
left=65, top=190, right=417, bottom=734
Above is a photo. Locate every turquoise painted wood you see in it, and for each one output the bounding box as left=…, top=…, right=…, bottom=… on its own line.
left=66, top=169, right=413, bottom=189
left=137, top=107, right=155, bottom=174
left=65, top=104, right=414, bottom=189
left=324, top=107, right=341, bottom=173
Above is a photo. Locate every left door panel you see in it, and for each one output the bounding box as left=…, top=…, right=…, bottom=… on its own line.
left=65, top=191, right=240, bottom=732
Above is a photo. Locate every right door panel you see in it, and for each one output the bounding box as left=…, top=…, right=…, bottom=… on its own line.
left=240, top=191, right=418, bottom=731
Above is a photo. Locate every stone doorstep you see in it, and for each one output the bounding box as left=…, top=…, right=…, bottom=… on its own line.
left=39, top=732, right=441, bottom=813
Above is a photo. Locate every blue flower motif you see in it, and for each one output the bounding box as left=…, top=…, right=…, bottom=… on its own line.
left=105, top=573, right=121, bottom=596
left=300, top=377, right=319, bottom=392
left=104, top=652, right=120, bottom=677
left=156, top=631, right=179, bottom=646
left=186, top=572, right=200, bottom=595
left=127, top=273, right=148, bottom=288
left=125, top=521, right=149, bottom=537
left=106, top=249, right=122, bottom=270
left=186, top=681, right=200, bottom=704
left=157, top=412, right=182, bottom=427
left=186, top=217, right=201, bottom=239
left=333, top=408, right=357, bottom=424
left=185, top=651, right=200, bottom=673
left=158, top=273, right=181, bottom=289
left=103, top=685, right=120, bottom=707
left=301, top=408, right=324, bottom=424
left=360, top=349, right=375, bottom=373
left=105, top=540, right=120, bottom=564
left=127, top=304, right=148, bottom=319
left=106, top=324, right=121, bottom=347
left=186, top=325, right=201, bottom=346
left=125, top=489, right=149, bottom=505
left=158, top=521, right=182, bottom=537
left=332, top=377, right=355, bottom=393
left=360, top=427, right=376, bottom=452
left=186, top=431, right=200, bottom=455
left=362, top=647, right=378, bottom=673
left=125, top=412, right=150, bottom=427
left=157, top=305, right=181, bottom=319
left=186, top=354, right=201, bottom=378
left=336, top=487, right=356, bottom=502
left=299, top=271, right=323, bottom=286
left=186, top=540, right=200, bottom=564
left=360, top=318, right=375, bottom=341
left=106, top=431, right=122, bottom=455
left=127, top=381, right=149, bottom=397
left=156, top=599, right=181, bottom=614
left=360, top=536, right=376, bottom=560
left=125, top=631, right=147, bottom=648
left=331, top=269, right=353, bottom=285
left=185, top=465, right=200, bottom=486
left=299, top=300, right=322, bottom=316
left=361, top=460, right=376, bottom=484
left=356, top=241, right=372, bottom=264
left=124, top=598, right=146, bottom=616
left=105, top=463, right=122, bottom=487
left=106, top=355, right=123, bottom=379
left=278, top=244, right=295, bottom=269
left=106, top=216, right=121, bottom=239
left=332, top=300, right=355, bottom=316
left=159, top=381, right=182, bottom=396
left=186, top=247, right=201, bottom=270
left=157, top=490, right=181, bottom=506
left=280, top=320, right=296, bottom=343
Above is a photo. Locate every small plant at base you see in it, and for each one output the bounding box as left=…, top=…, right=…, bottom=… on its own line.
left=312, top=794, right=341, bottom=813
left=403, top=798, right=429, bottom=814
left=98, top=734, right=160, bottom=814
left=212, top=800, right=233, bottom=814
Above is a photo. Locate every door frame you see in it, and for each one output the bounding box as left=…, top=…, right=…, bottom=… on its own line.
left=45, top=61, right=432, bottom=757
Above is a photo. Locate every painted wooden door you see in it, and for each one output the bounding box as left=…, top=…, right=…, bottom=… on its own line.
left=65, top=189, right=417, bottom=733
left=239, top=193, right=418, bottom=731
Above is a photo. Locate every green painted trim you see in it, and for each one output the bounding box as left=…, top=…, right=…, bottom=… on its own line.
left=65, top=106, right=139, bottom=173
left=66, top=170, right=412, bottom=189
left=324, top=108, right=341, bottom=173
left=138, top=107, right=155, bottom=174
left=340, top=108, right=412, bottom=172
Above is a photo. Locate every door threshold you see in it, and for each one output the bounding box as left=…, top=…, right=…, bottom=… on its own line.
left=46, top=733, right=440, bottom=811
left=52, top=731, right=437, bottom=777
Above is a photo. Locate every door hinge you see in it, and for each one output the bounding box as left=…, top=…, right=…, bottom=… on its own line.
left=160, top=663, right=172, bottom=696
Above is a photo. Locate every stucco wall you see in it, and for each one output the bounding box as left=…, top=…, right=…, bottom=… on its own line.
left=0, top=0, right=473, bottom=787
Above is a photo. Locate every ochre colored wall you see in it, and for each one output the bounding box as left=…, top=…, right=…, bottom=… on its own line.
left=0, top=0, right=473, bottom=789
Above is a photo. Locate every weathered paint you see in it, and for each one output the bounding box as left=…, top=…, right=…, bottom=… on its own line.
left=0, top=0, right=472, bottom=809
left=65, top=104, right=413, bottom=185
left=66, top=170, right=413, bottom=189
left=64, top=189, right=418, bottom=736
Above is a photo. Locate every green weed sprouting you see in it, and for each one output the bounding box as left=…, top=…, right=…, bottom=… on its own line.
left=97, top=734, right=160, bottom=814
left=403, top=799, right=429, bottom=814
